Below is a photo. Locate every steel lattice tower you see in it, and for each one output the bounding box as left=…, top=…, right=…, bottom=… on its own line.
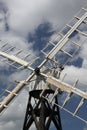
left=23, top=89, right=62, bottom=130
left=23, top=67, right=63, bottom=130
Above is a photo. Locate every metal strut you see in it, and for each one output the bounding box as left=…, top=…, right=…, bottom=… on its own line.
left=23, top=89, right=62, bottom=130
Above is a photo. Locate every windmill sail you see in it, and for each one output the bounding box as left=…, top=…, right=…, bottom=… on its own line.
left=0, top=5, right=87, bottom=124
left=0, top=41, right=38, bottom=113
left=39, top=6, right=87, bottom=123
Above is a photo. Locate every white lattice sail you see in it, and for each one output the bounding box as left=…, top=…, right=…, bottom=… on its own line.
left=0, top=5, right=87, bottom=124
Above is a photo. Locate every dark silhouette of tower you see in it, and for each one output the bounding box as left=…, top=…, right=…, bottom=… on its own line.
left=23, top=89, right=62, bottom=130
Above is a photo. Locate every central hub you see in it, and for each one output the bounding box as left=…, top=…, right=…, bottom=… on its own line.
left=35, top=67, right=40, bottom=76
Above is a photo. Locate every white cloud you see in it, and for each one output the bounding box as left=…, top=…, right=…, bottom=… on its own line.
left=0, top=0, right=87, bottom=130
left=0, top=89, right=28, bottom=130
left=0, top=31, right=32, bottom=49
left=1, top=0, right=87, bottom=36
left=61, top=65, right=87, bottom=85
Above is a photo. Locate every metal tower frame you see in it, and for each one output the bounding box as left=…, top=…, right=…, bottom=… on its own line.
left=23, top=89, right=62, bottom=130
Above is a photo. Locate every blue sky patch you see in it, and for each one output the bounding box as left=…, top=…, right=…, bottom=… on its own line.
left=28, top=22, right=54, bottom=51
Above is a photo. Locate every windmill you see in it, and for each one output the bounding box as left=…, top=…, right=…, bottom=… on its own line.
left=0, top=5, right=87, bottom=130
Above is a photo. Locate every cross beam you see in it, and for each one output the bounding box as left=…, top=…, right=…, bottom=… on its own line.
left=44, top=75, right=87, bottom=99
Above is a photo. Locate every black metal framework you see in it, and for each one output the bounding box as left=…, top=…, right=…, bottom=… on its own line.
left=23, top=89, right=62, bottom=130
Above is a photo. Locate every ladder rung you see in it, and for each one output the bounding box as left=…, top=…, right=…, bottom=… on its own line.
left=29, top=57, right=39, bottom=65
left=41, top=50, right=47, bottom=56
left=62, top=92, right=73, bottom=108
left=74, top=16, right=80, bottom=20
left=15, top=80, right=20, bottom=83
left=52, top=34, right=62, bottom=44
left=76, top=28, right=87, bottom=37
left=58, top=32, right=64, bottom=37
left=5, top=89, right=11, bottom=93
left=59, top=31, right=81, bottom=47
left=4, top=105, right=8, bottom=108
left=40, top=84, right=49, bottom=97
left=62, top=80, right=78, bottom=108
left=17, top=65, right=25, bottom=70
left=71, top=40, right=81, bottom=47
left=23, top=53, right=31, bottom=60
left=73, top=98, right=84, bottom=116
left=4, top=46, right=15, bottom=53
left=0, top=43, right=8, bottom=50
left=40, top=89, right=46, bottom=97
left=1, top=58, right=8, bottom=62
left=49, top=88, right=59, bottom=103
left=60, top=49, right=73, bottom=58
left=5, top=89, right=18, bottom=96
left=14, top=49, right=23, bottom=56
left=73, top=79, right=79, bottom=87
left=66, top=24, right=87, bottom=37
left=61, top=73, right=67, bottom=81
left=49, top=41, right=55, bottom=46
left=4, top=61, right=19, bottom=69
left=74, top=16, right=87, bottom=24
left=7, top=61, right=21, bottom=69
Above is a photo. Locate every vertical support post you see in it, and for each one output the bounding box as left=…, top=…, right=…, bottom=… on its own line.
left=39, top=98, right=46, bottom=130
left=55, top=96, right=62, bottom=130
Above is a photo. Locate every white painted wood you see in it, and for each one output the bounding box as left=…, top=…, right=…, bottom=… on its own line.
left=0, top=81, right=26, bottom=113
left=46, top=75, right=87, bottom=99
left=0, top=51, right=34, bottom=71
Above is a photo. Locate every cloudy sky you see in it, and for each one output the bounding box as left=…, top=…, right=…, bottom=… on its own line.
left=0, top=0, right=87, bottom=130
